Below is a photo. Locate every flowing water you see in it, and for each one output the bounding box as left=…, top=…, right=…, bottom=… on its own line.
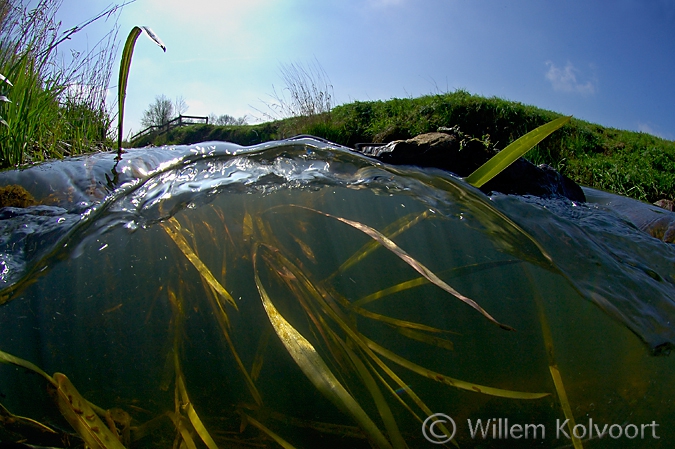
left=0, top=137, right=673, bottom=448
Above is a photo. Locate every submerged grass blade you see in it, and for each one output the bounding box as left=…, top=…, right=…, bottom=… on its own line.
left=200, top=280, right=263, bottom=406
left=264, top=408, right=366, bottom=439
left=294, top=205, right=513, bottom=331
left=169, top=288, right=221, bottom=449
left=349, top=304, right=456, bottom=336
left=549, top=365, right=584, bottom=449
left=176, top=372, right=219, bottom=449
left=0, top=348, right=54, bottom=383
left=257, top=244, right=455, bottom=446
left=239, top=412, right=299, bottom=449
left=0, top=349, right=125, bottom=448
left=332, top=333, right=408, bottom=449
left=332, top=210, right=434, bottom=278
left=395, top=328, right=454, bottom=351
left=359, top=342, right=457, bottom=446
left=465, top=115, right=571, bottom=188
left=166, top=411, right=198, bottom=449
left=364, top=336, right=549, bottom=400
left=250, top=328, right=273, bottom=382
left=50, top=373, right=127, bottom=449
left=162, top=217, right=237, bottom=310
left=253, top=244, right=394, bottom=449
left=526, top=267, right=584, bottom=449
left=352, top=260, right=520, bottom=309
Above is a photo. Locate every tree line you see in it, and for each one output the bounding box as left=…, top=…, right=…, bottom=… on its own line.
left=140, top=94, right=247, bottom=129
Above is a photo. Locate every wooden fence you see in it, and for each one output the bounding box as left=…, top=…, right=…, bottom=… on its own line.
left=130, top=115, right=209, bottom=143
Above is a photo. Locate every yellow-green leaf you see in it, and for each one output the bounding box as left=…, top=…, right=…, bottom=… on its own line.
left=253, top=244, right=393, bottom=449
left=118, top=26, right=166, bottom=152
left=50, top=373, right=127, bottom=449
left=364, top=336, right=549, bottom=400
left=465, top=116, right=571, bottom=188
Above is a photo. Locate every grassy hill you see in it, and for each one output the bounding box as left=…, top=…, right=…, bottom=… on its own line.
left=131, top=90, right=675, bottom=204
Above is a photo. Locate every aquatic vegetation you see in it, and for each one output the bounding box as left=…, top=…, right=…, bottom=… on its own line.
left=0, top=184, right=35, bottom=208
left=0, top=139, right=673, bottom=448
left=0, top=200, right=553, bottom=448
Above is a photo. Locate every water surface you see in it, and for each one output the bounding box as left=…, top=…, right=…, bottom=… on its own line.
left=0, top=137, right=673, bottom=448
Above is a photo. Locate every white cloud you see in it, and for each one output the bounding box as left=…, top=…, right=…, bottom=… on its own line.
left=637, top=122, right=672, bottom=139
left=545, top=61, right=596, bottom=95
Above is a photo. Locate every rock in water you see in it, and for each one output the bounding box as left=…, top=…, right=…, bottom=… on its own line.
left=654, top=198, right=674, bottom=211
left=353, top=128, right=586, bottom=202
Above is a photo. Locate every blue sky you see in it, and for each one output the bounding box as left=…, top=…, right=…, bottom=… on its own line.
left=55, top=0, right=675, bottom=140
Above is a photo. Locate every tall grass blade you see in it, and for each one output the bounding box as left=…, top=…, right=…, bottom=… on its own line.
left=465, top=115, right=571, bottom=188
left=118, top=26, right=166, bottom=153
left=0, top=74, right=10, bottom=126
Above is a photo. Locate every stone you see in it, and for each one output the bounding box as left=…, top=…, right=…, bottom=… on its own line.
left=352, top=128, right=586, bottom=202
left=0, top=184, right=36, bottom=208
left=654, top=199, right=674, bottom=211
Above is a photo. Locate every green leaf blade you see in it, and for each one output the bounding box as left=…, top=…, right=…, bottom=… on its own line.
left=465, top=115, right=572, bottom=188
left=117, top=26, right=166, bottom=153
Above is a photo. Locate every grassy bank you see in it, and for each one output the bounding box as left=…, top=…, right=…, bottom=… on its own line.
left=0, top=0, right=119, bottom=169
left=136, top=90, right=675, bottom=204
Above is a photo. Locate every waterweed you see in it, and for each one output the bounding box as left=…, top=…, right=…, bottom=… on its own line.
left=1, top=189, right=598, bottom=448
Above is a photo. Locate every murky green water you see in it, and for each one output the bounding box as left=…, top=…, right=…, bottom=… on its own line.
left=0, top=138, right=673, bottom=448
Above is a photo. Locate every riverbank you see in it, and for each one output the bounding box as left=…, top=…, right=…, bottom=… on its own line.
left=132, top=90, right=674, bottom=204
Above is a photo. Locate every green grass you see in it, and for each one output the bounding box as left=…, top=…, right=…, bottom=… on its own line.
left=143, top=90, right=675, bottom=204
left=0, top=0, right=120, bottom=169
left=2, top=0, right=672, bottom=205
